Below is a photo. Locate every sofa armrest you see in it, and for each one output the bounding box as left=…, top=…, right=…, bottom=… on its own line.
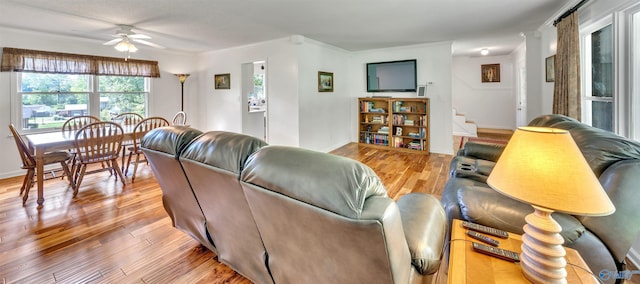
left=460, top=142, right=506, bottom=162
left=397, top=193, right=447, bottom=275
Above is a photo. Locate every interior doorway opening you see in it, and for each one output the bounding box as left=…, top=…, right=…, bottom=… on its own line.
left=241, top=61, right=267, bottom=141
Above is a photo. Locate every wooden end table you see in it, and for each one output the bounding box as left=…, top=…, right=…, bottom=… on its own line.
left=447, top=219, right=599, bottom=283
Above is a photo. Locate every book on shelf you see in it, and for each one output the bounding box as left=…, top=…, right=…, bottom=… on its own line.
left=393, top=137, right=403, bottom=148
left=360, top=132, right=389, bottom=146
left=360, top=101, right=386, bottom=113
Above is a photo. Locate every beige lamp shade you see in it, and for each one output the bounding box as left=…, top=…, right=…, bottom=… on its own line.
left=487, top=127, right=615, bottom=216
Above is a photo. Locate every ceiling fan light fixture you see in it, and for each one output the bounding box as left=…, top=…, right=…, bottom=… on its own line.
left=127, top=42, right=138, bottom=52
left=114, top=38, right=138, bottom=53
left=114, top=40, right=130, bottom=52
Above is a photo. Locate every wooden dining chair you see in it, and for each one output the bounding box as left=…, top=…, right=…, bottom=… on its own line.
left=8, top=124, right=75, bottom=205
left=113, top=112, right=144, bottom=167
left=172, top=111, right=187, bottom=126
left=125, top=117, right=170, bottom=182
left=62, top=115, right=101, bottom=173
left=72, top=121, right=126, bottom=193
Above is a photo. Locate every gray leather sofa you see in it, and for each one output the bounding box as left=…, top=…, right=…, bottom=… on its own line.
left=142, top=127, right=448, bottom=284
left=441, top=114, right=640, bottom=283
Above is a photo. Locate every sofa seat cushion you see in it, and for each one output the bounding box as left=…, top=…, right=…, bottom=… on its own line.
left=456, top=185, right=586, bottom=244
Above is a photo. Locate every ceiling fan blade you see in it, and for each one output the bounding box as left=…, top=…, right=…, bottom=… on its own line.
left=132, top=39, right=165, bottom=49
left=103, top=38, right=122, bottom=45
left=129, top=34, right=151, bottom=39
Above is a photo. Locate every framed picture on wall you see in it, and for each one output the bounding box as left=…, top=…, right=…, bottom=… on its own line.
left=546, top=55, right=555, bottom=82
left=318, top=71, right=333, bottom=92
left=214, top=73, right=231, bottom=89
left=481, top=64, right=500, bottom=83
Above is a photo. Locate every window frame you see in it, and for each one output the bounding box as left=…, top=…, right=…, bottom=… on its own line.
left=580, top=16, right=615, bottom=132
left=12, top=72, right=150, bottom=134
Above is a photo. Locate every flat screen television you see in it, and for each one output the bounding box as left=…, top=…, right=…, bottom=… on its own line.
left=366, top=59, right=417, bottom=92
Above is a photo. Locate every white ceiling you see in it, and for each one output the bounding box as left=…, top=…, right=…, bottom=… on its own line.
left=0, top=0, right=574, bottom=56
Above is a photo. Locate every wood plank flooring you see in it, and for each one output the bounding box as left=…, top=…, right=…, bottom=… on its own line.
left=1, top=138, right=638, bottom=283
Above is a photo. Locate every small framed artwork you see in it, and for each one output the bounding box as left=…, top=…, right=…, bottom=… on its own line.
left=214, top=73, right=231, bottom=89
left=318, top=71, right=333, bottom=92
left=546, top=55, right=555, bottom=82
left=481, top=64, right=500, bottom=83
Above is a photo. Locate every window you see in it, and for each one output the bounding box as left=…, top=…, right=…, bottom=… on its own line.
left=98, top=76, right=148, bottom=120
left=583, top=23, right=614, bottom=132
left=16, top=73, right=149, bottom=131
left=3, top=47, right=158, bottom=133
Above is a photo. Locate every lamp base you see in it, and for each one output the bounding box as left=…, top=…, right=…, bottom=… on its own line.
left=520, top=206, right=568, bottom=284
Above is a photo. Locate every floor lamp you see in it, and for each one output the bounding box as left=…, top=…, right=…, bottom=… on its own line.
left=174, top=74, right=190, bottom=111
left=487, top=127, right=615, bottom=284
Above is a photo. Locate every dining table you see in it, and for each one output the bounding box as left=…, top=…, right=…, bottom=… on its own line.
left=25, top=124, right=138, bottom=206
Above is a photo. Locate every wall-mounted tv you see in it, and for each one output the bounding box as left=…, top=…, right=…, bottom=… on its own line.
left=366, top=59, right=417, bottom=92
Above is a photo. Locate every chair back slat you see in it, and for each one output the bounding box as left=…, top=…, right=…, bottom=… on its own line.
left=74, top=122, right=124, bottom=163
left=8, top=124, right=36, bottom=168
left=114, top=112, right=144, bottom=126
left=62, top=115, right=100, bottom=132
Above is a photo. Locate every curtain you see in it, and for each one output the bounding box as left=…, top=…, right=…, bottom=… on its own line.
left=1, top=47, right=160, bottom=77
left=553, top=13, right=581, bottom=120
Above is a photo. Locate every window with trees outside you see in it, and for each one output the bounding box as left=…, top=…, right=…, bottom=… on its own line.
left=17, top=73, right=148, bottom=132
left=582, top=23, right=613, bottom=132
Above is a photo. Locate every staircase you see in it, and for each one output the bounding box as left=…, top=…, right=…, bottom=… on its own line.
left=452, top=109, right=477, bottom=137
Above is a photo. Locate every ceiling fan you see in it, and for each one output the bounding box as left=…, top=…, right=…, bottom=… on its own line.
left=103, top=25, right=164, bottom=58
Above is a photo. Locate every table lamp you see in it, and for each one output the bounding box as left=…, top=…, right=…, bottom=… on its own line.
left=487, top=127, right=615, bottom=284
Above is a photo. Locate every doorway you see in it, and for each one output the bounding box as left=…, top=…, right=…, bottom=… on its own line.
left=241, top=61, right=267, bottom=141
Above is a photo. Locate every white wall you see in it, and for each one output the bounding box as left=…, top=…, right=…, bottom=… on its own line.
left=523, top=31, right=544, bottom=122
left=0, top=27, right=196, bottom=179
left=539, top=25, right=557, bottom=116
left=195, top=37, right=300, bottom=147
left=452, top=55, right=516, bottom=130
left=349, top=42, right=454, bottom=155
left=297, top=39, right=352, bottom=152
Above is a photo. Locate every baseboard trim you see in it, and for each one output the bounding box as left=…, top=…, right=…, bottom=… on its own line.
left=628, top=247, right=640, bottom=268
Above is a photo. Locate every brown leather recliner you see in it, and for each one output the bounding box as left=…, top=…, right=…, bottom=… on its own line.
left=441, top=114, right=640, bottom=284
left=240, top=145, right=447, bottom=283
left=143, top=127, right=449, bottom=284
left=179, top=131, right=272, bottom=284
left=140, top=126, right=214, bottom=252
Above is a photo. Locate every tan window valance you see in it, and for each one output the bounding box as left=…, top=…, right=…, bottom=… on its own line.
left=1, top=47, right=160, bottom=77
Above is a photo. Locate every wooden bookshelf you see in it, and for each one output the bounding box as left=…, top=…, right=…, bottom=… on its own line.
left=358, top=97, right=429, bottom=154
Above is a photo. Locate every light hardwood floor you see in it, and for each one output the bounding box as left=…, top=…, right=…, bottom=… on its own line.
left=1, top=139, right=637, bottom=283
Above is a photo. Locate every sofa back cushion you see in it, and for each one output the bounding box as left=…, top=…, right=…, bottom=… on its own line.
left=241, top=146, right=388, bottom=219
left=142, top=126, right=203, bottom=158
left=180, top=131, right=267, bottom=174
left=528, top=115, right=640, bottom=177
left=240, top=146, right=411, bottom=283
left=178, top=131, right=272, bottom=284
left=140, top=126, right=215, bottom=252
